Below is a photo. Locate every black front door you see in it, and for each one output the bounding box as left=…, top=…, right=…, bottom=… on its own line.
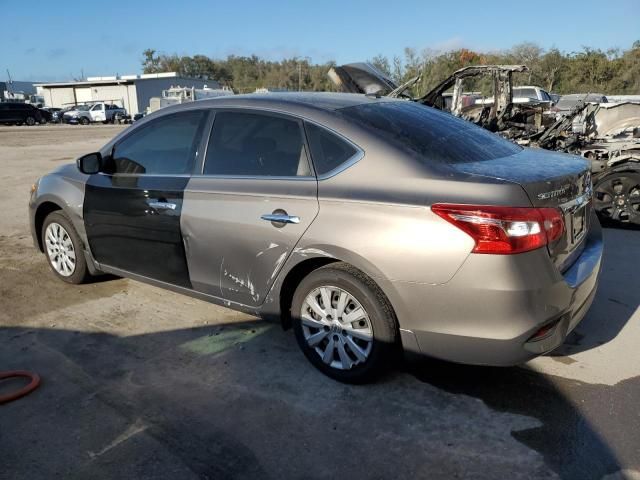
left=83, top=109, right=207, bottom=288
left=84, top=174, right=192, bottom=287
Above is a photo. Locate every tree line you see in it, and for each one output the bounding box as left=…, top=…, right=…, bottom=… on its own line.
left=142, top=41, right=640, bottom=96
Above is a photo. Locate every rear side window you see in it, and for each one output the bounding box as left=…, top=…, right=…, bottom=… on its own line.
left=204, top=111, right=311, bottom=177
left=109, top=110, right=205, bottom=175
left=340, top=101, right=521, bottom=164
left=305, top=123, right=358, bottom=176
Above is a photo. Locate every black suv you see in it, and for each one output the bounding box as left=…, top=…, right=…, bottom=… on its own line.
left=0, top=102, right=48, bottom=126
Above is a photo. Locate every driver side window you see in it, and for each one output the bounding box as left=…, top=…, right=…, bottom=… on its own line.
left=108, top=110, right=205, bottom=175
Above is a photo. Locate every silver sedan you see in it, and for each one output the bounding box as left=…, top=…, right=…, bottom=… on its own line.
left=29, top=93, right=603, bottom=382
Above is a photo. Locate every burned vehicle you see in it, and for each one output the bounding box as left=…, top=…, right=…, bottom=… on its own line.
left=329, top=63, right=640, bottom=225
left=330, top=63, right=553, bottom=139
left=533, top=101, right=640, bottom=224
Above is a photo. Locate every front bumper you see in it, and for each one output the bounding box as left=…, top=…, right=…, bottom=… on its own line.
left=391, top=214, right=603, bottom=366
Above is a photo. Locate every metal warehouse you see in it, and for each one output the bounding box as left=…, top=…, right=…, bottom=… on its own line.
left=35, top=72, right=218, bottom=115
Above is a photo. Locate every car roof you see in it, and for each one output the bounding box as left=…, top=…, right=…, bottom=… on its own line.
left=159, top=92, right=401, bottom=117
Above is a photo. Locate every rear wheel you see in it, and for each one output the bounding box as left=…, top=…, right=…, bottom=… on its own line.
left=291, top=263, right=398, bottom=383
left=594, top=171, right=640, bottom=225
left=42, top=211, right=91, bottom=284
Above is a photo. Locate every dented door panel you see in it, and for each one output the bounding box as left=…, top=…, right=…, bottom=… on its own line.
left=181, top=177, right=319, bottom=306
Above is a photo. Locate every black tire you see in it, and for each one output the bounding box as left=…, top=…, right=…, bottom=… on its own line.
left=42, top=211, right=91, bottom=284
left=80, top=117, right=90, bottom=125
left=291, top=262, right=398, bottom=383
left=593, top=170, right=640, bottom=225
left=25, top=116, right=36, bottom=126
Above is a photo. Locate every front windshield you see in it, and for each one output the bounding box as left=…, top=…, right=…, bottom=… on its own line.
left=76, top=105, right=90, bottom=111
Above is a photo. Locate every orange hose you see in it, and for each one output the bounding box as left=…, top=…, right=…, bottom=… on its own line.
left=0, top=371, right=41, bottom=404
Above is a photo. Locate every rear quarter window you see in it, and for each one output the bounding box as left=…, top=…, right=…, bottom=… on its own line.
left=340, top=101, right=521, bottom=164
left=304, top=122, right=358, bottom=176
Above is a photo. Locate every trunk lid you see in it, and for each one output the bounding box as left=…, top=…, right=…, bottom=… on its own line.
left=451, top=148, right=593, bottom=271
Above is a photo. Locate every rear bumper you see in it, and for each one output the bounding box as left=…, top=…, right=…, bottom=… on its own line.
left=392, top=214, right=603, bottom=366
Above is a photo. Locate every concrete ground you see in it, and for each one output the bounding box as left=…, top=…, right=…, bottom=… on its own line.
left=0, top=125, right=638, bottom=480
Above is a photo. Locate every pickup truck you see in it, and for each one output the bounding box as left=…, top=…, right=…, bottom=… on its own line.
left=63, top=103, right=127, bottom=125
left=511, top=86, right=554, bottom=104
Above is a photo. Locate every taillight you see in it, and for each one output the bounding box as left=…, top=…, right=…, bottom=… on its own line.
left=431, top=204, right=565, bottom=255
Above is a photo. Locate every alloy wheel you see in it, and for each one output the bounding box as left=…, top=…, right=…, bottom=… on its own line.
left=594, top=173, right=640, bottom=224
left=44, top=222, right=76, bottom=277
left=300, top=286, right=373, bottom=370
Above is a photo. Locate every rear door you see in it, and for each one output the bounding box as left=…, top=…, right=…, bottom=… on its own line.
left=83, top=110, right=208, bottom=287
left=182, top=110, right=319, bottom=306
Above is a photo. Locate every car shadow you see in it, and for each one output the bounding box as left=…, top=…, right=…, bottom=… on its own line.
left=1, top=320, right=635, bottom=480
left=403, top=354, right=639, bottom=480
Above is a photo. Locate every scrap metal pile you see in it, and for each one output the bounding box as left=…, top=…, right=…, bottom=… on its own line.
left=329, top=63, right=640, bottom=225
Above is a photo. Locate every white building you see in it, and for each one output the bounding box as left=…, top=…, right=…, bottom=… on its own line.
left=35, top=72, right=218, bottom=115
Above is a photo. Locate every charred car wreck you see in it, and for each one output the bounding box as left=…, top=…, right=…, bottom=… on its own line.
left=329, top=63, right=640, bottom=225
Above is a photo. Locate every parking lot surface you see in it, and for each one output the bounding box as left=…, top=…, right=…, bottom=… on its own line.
left=1, top=125, right=639, bottom=480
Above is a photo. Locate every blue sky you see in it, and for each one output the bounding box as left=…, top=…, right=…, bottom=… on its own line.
left=2, top=0, right=639, bottom=81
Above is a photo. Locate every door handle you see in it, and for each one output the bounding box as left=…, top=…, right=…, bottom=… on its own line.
left=261, top=213, right=300, bottom=224
left=147, top=201, right=177, bottom=210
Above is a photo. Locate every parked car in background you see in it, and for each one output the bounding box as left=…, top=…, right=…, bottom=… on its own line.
left=512, top=86, right=555, bottom=104
left=473, top=86, right=554, bottom=107
left=29, top=93, right=602, bottom=382
left=551, top=93, right=608, bottom=118
left=132, top=112, right=146, bottom=122
left=63, top=103, right=127, bottom=125
left=86, top=103, right=126, bottom=124
left=57, top=106, right=79, bottom=123
left=114, top=111, right=132, bottom=124
left=62, top=105, right=91, bottom=124
left=42, top=107, right=63, bottom=123
left=0, top=102, right=48, bottom=125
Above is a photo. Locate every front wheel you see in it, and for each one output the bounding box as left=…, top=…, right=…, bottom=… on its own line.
left=79, top=117, right=90, bottom=125
left=291, top=263, right=398, bottom=383
left=25, top=116, right=36, bottom=126
left=593, top=171, right=640, bottom=225
left=42, top=211, right=91, bottom=284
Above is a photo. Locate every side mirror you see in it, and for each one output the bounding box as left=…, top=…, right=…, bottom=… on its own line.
left=76, top=152, right=102, bottom=174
